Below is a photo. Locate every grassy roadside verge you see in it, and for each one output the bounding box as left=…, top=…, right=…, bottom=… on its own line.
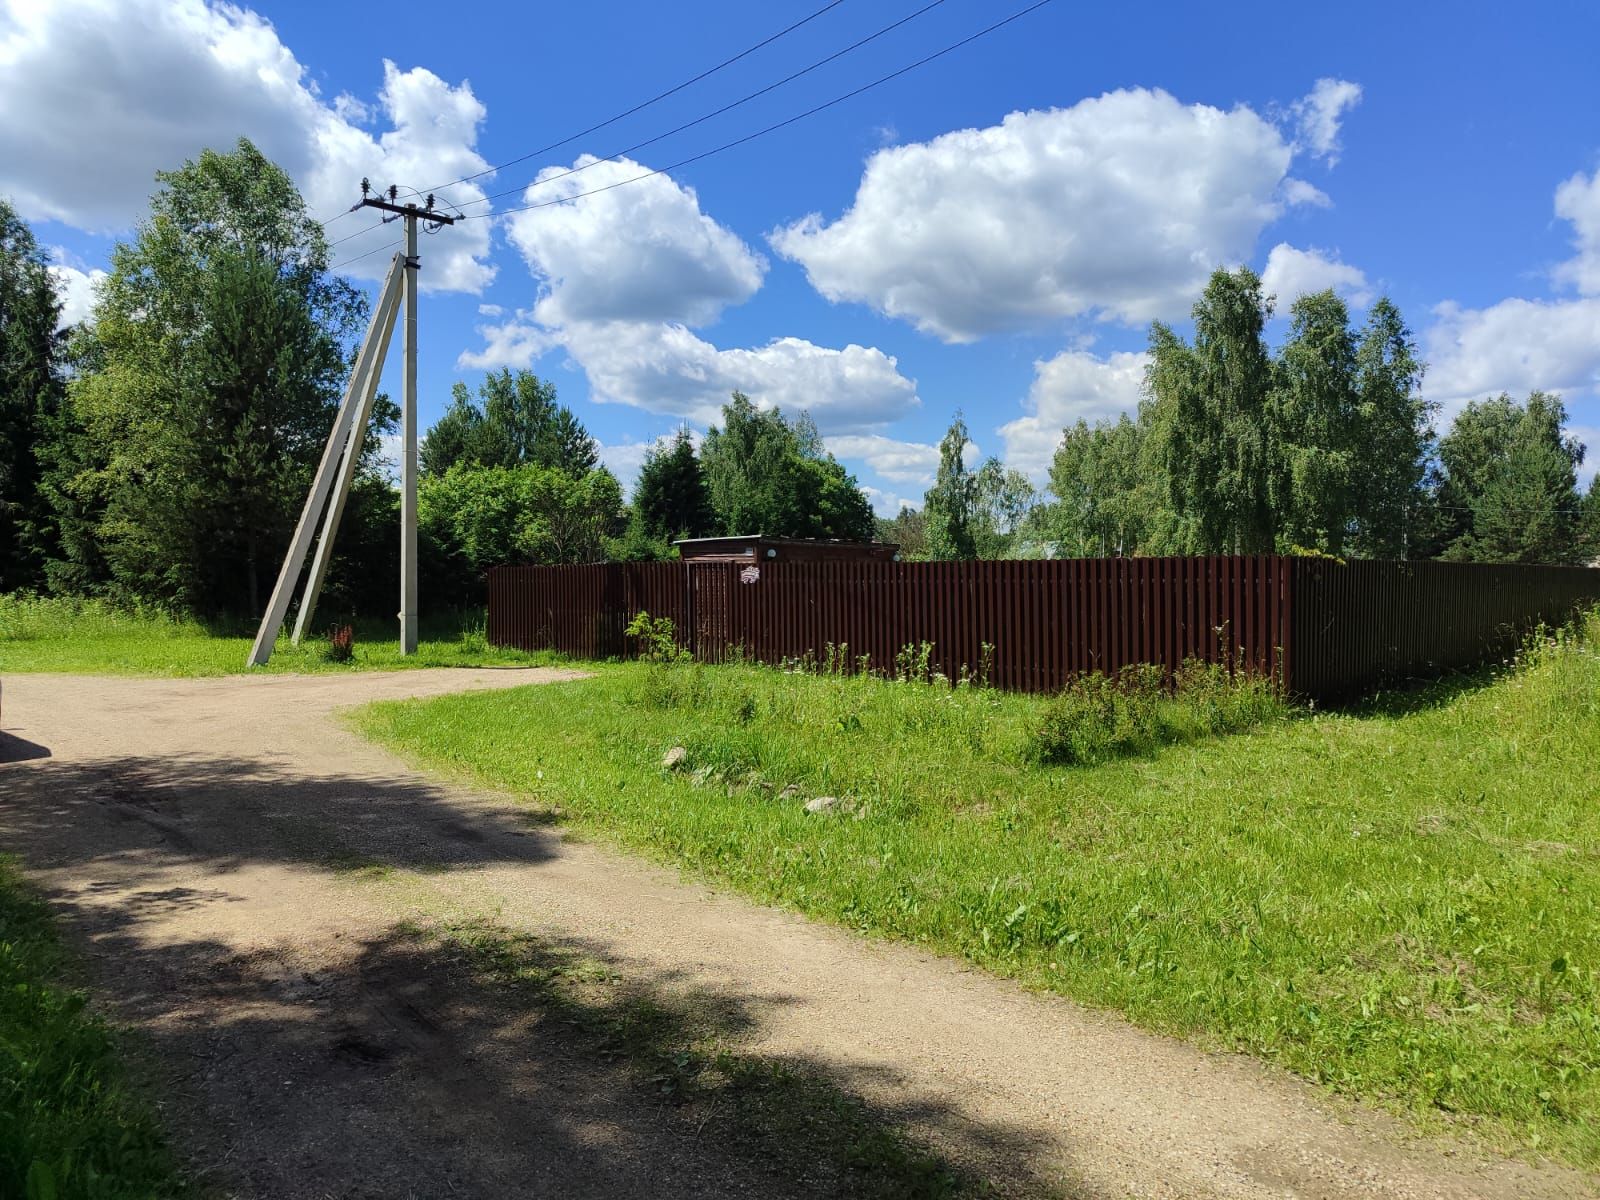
left=0, top=594, right=556, bottom=676
left=356, top=616, right=1600, bottom=1168
left=0, top=858, right=182, bottom=1199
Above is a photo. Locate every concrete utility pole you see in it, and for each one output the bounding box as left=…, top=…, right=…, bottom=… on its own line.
left=246, top=184, right=454, bottom=668
left=355, top=190, right=455, bottom=656
left=400, top=205, right=422, bottom=653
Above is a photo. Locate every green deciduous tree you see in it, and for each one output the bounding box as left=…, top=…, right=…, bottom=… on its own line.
left=700, top=393, right=874, bottom=540
left=1147, top=267, right=1276, bottom=553
left=1349, top=299, right=1433, bottom=557
left=972, top=458, right=1039, bottom=558
left=923, top=414, right=978, bottom=560
left=1046, top=415, right=1150, bottom=556
left=420, top=464, right=625, bottom=604
left=64, top=139, right=369, bottom=614
left=875, top=506, right=927, bottom=560
left=1269, top=289, right=1359, bottom=553
left=1583, top=477, right=1600, bottom=562
left=0, top=199, right=66, bottom=591
left=1046, top=277, right=1434, bottom=561
left=421, top=369, right=597, bottom=478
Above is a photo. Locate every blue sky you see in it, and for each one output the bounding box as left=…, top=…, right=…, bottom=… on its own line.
left=7, top=0, right=1600, bottom=509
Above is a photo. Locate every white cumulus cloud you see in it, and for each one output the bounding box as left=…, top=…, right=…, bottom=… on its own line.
left=46, top=261, right=107, bottom=328
left=457, top=310, right=560, bottom=372
left=0, top=0, right=494, bottom=292
left=503, top=156, right=766, bottom=327
left=558, top=321, right=918, bottom=433
left=468, top=158, right=917, bottom=435
left=1423, top=167, right=1600, bottom=419
left=1260, top=243, right=1371, bottom=307
left=1553, top=167, right=1600, bottom=295
left=1291, top=78, right=1362, bottom=165
left=770, top=89, right=1298, bottom=341
left=1423, top=297, right=1600, bottom=418
left=999, top=349, right=1148, bottom=481
left=1281, top=178, right=1333, bottom=209
left=824, top=434, right=945, bottom=486
left=861, top=485, right=918, bottom=519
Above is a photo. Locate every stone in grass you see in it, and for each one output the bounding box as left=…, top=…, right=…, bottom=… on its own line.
left=661, top=746, right=688, bottom=770
left=805, top=796, right=841, bottom=814
left=779, top=784, right=803, bottom=801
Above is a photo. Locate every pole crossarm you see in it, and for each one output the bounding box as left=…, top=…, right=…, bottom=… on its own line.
left=359, top=196, right=457, bottom=226
left=245, top=251, right=406, bottom=667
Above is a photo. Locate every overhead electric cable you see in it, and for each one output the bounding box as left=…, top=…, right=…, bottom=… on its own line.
left=330, top=237, right=404, bottom=273
left=327, top=220, right=388, bottom=250
left=425, top=0, right=849, bottom=198
left=451, top=0, right=949, bottom=213
left=464, top=0, right=1055, bottom=222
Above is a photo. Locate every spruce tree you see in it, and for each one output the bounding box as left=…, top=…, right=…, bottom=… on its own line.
left=1437, top=392, right=1586, bottom=564
left=632, top=428, right=713, bottom=541
left=0, top=199, right=66, bottom=591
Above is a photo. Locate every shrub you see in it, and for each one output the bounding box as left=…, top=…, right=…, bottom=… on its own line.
left=624, top=611, right=686, bottom=665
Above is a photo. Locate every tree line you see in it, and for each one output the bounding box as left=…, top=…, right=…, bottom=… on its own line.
left=3, top=141, right=1596, bottom=628
left=898, top=269, right=1599, bottom=565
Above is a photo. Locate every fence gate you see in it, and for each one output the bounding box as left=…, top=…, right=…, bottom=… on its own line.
left=689, top=562, right=731, bottom=661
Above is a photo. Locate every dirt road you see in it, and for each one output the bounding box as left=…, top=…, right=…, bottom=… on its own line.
left=0, top=670, right=1593, bottom=1198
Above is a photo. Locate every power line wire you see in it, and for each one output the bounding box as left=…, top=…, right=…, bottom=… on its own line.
left=426, top=0, right=849, bottom=199
left=329, top=2, right=1052, bottom=274
left=327, top=220, right=388, bottom=250
left=330, top=238, right=404, bottom=273
left=451, top=0, right=949, bottom=214
left=464, top=0, right=1055, bottom=222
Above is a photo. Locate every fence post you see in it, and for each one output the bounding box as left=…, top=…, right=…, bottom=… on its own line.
left=684, top=560, right=697, bottom=660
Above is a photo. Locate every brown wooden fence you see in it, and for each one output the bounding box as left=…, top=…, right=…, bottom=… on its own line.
left=487, top=556, right=1600, bottom=701
left=1289, top=558, right=1600, bottom=698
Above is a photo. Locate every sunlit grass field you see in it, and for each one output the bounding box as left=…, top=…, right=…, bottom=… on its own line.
left=358, top=613, right=1600, bottom=1167
left=0, top=594, right=555, bottom=676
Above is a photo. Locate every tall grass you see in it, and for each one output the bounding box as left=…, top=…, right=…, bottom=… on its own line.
left=0, top=859, right=182, bottom=1199
left=359, top=609, right=1600, bottom=1166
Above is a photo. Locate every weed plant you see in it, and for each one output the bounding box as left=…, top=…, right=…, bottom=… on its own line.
left=1026, top=660, right=1286, bottom=765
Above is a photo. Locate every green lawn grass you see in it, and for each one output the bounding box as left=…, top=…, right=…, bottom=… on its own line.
left=0, top=594, right=556, bottom=676
left=0, top=858, right=183, bottom=1199
left=356, top=616, right=1600, bottom=1168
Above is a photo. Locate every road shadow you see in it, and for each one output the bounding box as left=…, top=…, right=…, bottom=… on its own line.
left=0, top=730, right=51, bottom=763
left=0, top=753, right=1074, bottom=1197
left=0, top=752, right=561, bottom=883
left=44, top=896, right=1069, bottom=1198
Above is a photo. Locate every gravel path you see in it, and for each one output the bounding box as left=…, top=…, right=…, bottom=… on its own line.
left=0, top=670, right=1593, bottom=1199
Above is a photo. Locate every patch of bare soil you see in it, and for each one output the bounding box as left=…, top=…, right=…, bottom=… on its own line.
left=1, top=670, right=1595, bottom=1199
